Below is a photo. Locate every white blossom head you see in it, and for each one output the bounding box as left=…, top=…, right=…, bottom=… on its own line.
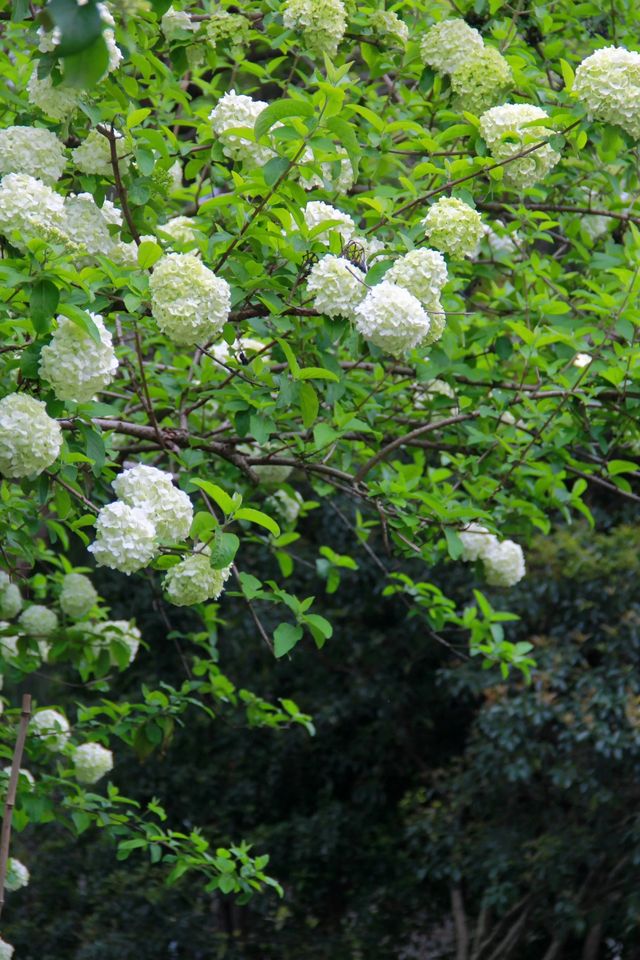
left=27, top=70, right=81, bottom=120
left=112, top=464, right=193, bottom=542
left=161, top=5, right=199, bottom=40
left=0, top=583, right=22, bottom=619
left=39, top=314, right=118, bottom=404
left=163, top=551, right=231, bottom=606
left=299, top=146, right=355, bottom=193
left=157, top=215, right=201, bottom=247
left=0, top=937, right=14, bottom=960
left=149, top=253, right=231, bottom=346
left=18, top=605, right=58, bottom=637
left=5, top=858, right=29, bottom=893
left=483, top=538, right=526, bottom=586
left=574, top=46, right=640, bottom=139
left=303, top=201, right=356, bottom=244
left=282, top=0, right=347, bottom=57
left=208, top=89, right=274, bottom=165
left=450, top=47, right=514, bottom=114
left=60, top=573, right=98, bottom=620
left=265, top=489, right=303, bottom=525
left=31, top=708, right=70, bottom=750
left=458, top=523, right=498, bottom=562
left=0, top=173, right=67, bottom=250
left=307, top=255, right=367, bottom=319
left=0, top=126, right=66, bottom=185
left=384, top=248, right=448, bottom=305
left=73, top=742, right=114, bottom=784
left=420, top=19, right=483, bottom=75
left=479, top=103, right=561, bottom=189
left=72, top=129, right=129, bottom=177
left=370, top=9, right=409, bottom=44
left=354, top=281, right=431, bottom=355
left=61, top=193, right=120, bottom=260
left=573, top=352, right=592, bottom=368
left=88, top=502, right=158, bottom=575
left=0, top=394, right=62, bottom=478
left=422, top=197, right=484, bottom=259
left=88, top=619, right=141, bottom=665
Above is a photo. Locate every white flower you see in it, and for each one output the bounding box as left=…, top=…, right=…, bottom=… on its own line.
left=88, top=502, right=158, bottom=574
left=157, top=215, right=201, bottom=246
left=163, top=551, right=232, bottom=606
left=265, top=489, right=303, bottom=525
left=97, top=2, right=123, bottom=73
left=0, top=173, right=66, bottom=250
left=72, top=129, right=129, bottom=177
left=60, top=573, right=98, bottom=619
left=282, top=0, right=347, bottom=57
left=414, top=379, right=459, bottom=418
left=573, top=46, right=640, bottom=140
left=307, top=255, right=366, bottom=319
left=112, top=464, right=193, bottom=542
left=27, top=70, right=81, bottom=120
left=481, top=221, right=519, bottom=257
left=299, top=146, right=354, bottom=193
left=61, top=193, right=120, bottom=259
left=161, top=5, right=198, bottom=41
left=18, top=605, right=58, bottom=637
left=0, top=584, right=22, bottom=619
left=88, top=619, right=141, bottom=664
left=423, top=300, right=447, bottom=345
left=370, top=9, right=409, bottom=44
left=303, top=201, right=355, bottom=243
left=0, top=938, right=14, bottom=960
left=73, top=742, right=114, bottom=784
left=149, top=253, right=231, bottom=346
left=31, top=708, right=70, bottom=750
left=384, top=248, right=448, bottom=305
left=450, top=47, right=514, bottom=114
left=0, top=626, right=19, bottom=664
left=420, top=19, right=484, bottom=75
left=422, top=197, right=484, bottom=259
left=0, top=573, right=8, bottom=592
left=211, top=337, right=267, bottom=364
left=37, top=25, right=61, bottom=51
left=573, top=352, right=592, bottom=368
left=1, top=766, right=35, bottom=790
left=249, top=449, right=293, bottom=486
left=479, top=103, right=561, bottom=189
left=0, top=393, right=62, bottom=478
left=483, top=538, right=526, bottom=586
left=458, top=523, right=497, bottom=562
left=168, top=160, right=183, bottom=192
left=39, top=314, right=118, bottom=404
left=354, top=281, right=430, bottom=355
left=0, top=126, right=66, bottom=185
left=5, top=858, right=29, bottom=893
left=209, top=90, right=274, bottom=165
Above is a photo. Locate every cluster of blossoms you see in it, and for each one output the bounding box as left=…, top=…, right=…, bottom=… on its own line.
left=0, top=394, right=62, bottom=479
left=163, top=548, right=232, bottom=606
left=459, top=524, right=526, bottom=587
left=0, top=126, right=66, bottom=184
left=354, top=282, right=431, bottom=354
left=422, top=197, right=484, bottom=259
left=18, top=605, right=58, bottom=641
left=385, top=249, right=448, bottom=344
left=307, top=256, right=366, bottom=320
left=157, top=215, right=202, bottom=247
left=282, top=0, right=347, bottom=57
left=574, top=46, right=640, bottom=140
left=479, top=103, right=561, bottom=189
left=149, top=253, right=231, bottom=346
left=86, top=619, right=141, bottom=665
left=208, top=90, right=273, bottom=166
left=370, top=9, right=409, bottom=45
left=71, top=128, right=130, bottom=177
left=73, top=742, right=114, bottom=784
left=161, top=5, right=199, bottom=41
left=5, top=858, right=29, bottom=893
left=30, top=708, right=71, bottom=750
left=0, top=939, right=13, bottom=960
left=59, top=573, right=98, bottom=620
left=303, top=201, right=356, bottom=243
left=205, top=10, right=251, bottom=54
left=0, top=573, right=21, bottom=620
left=89, top=465, right=194, bottom=574
left=265, top=490, right=304, bottom=526
left=39, top=314, right=118, bottom=404
left=299, top=146, right=355, bottom=193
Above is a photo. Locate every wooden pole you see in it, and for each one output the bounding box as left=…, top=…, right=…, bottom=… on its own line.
left=0, top=694, right=31, bottom=920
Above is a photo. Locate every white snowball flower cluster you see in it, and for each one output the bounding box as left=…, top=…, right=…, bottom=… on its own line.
left=0, top=939, right=13, bottom=960
left=0, top=626, right=19, bottom=664
left=18, top=605, right=58, bottom=637
left=307, top=255, right=366, bottom=319
left=72, top=129, right=129, bottom=177
left=5, top=858, right=29, bottom=893
left=1, top=766, right=35, bottom=790
left=420, top=19, right=483, bottom=75
left=450, top=46, right=514, bottom=114
left=88, top=619, right=141, bottom=664
left=303, top=201, right=356, bottom=243
left=354, top=281, right=430, bottom=355
left=112, top=464, right=193, bottom=543
left=61, top=193, right=121, bottom=260
left=27, top=70, right=81, bottom=120
left=31, top=709, right=70, bottom=750
left=161, top=5, right=199, bottom=40
left=459, top=523, right=526, bottom=587
left=370, top=9, right=409, bottom=44
left=479, top=103, right=561, bottom=189
left=0, top=126, right=66, bottom=185
left=300, top=147, right=354, bottom=193
left=0, top=173, right=66, bottom=250
left=282, top=0, right=347, bottom=57
left=88, top=501, right=158, bottom=574
left=574, top=46, right=640, bottom=140
left=573, top=352, right=592, bottom=368
left=73, top=742, right=114, bottom=784
left=149, top=253, right=231, bottom=346
left=385, top=248, right=448, bottom=307
left=157, top=216, right=201, bottom=246
left=209, top=90, right=274, bottom=165
left=0, top=393, right=62, bottom=478
left=422, top=197, right=484, bottom=259
left=60, top=573, right=98, bottom=619
left=248, top=446, right=293, bottom=485
left=266, top=490, right=303, bottom=525
left=414, top=379, right=460, bottom=420
left=39, top=314, right=118, bottom=404
left=97, top=2, right=124, bottom=73
left=163, top=550, right=232, bottom=606
left=0, top=582, right=22, bottom=619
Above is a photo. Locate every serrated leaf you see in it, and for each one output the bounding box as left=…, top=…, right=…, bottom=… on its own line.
left=234, top=508, right=280, bottom=538
left=273, top=622, right=303, bottom=658
left=209, top=531, right=240, bottom=569
left=254, top=99, right=314, bottom=140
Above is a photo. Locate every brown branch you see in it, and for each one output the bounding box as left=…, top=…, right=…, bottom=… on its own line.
left=0, top=693, right=31, bottom=921
left=96, top=123, right=140, bottom=244
left=451, top=887, right=470, bottom=960
left=477, top=200, right=640, bottom=226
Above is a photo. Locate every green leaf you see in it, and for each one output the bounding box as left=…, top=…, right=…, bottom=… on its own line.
left=607, top=460, right=639, bottom=476
left=235, top=508, right=280, bottom=538
left=30, top=279, right=59, bottom=335
left=191, top=480, right=236, bottom=515
left=262, top=156, right=290, bottom=187
left=138, top=240, right=164, bottom=269
left=127, top=107, right=152, bottom=128
left=303, top=613, right=333, bottom=648
left=254, top=100, right=314, bottom=140
left=298, top=367, right=339, bottom=382
left=277, top=338, right=301, bottom=378
left=61, top=35, right=109, bottom=89
left=47, top=0, right=103, bottom=55
left=559, top=58, right=574, bottom=91
left=325, top=117, right=360, bottom=177
left=238, top=571, right=263, bottom=599
left=11, top=0, right=30, bottom=20
left=209, top=531, right=240, bottom=569
left=273, top=622, right=303, bottom=658
left=299, top=382, right=319, bottom=428
left=444, top=528, right=464, bottom=560
left=57, top=304, right=101, bottom=344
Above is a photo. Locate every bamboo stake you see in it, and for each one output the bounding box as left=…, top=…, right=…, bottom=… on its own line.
left=0, top=694, right=32, bottom=921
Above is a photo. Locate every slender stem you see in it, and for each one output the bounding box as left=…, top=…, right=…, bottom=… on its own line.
left=0, top=693, right=32, bottom=921
left=97, top=123, right=140, bottom=244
